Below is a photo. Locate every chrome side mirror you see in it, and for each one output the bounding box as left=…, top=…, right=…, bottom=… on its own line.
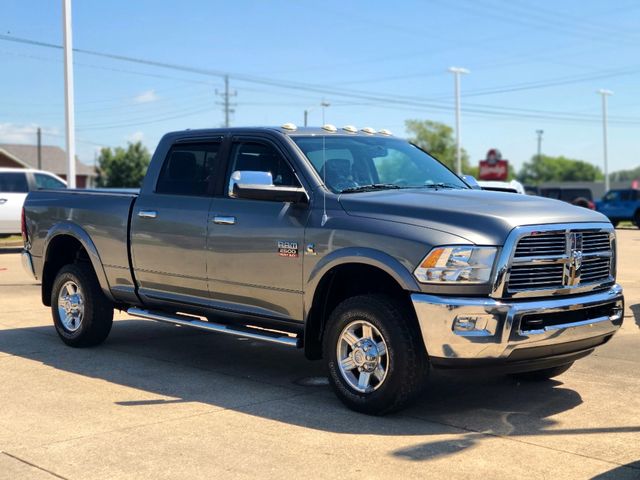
left=462, top=175, right=482, bottom=190
left=229, top=170, right=307, bottom=203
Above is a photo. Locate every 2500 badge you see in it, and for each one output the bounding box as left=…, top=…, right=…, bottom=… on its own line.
left=277, top=241, right=299, bottom=258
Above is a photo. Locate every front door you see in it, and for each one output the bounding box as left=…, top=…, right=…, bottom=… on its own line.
left=206, top=138, right=309, bottom=321
left=131, top=140, right=224, bottom=307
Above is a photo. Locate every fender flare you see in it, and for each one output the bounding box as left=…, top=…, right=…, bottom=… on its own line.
left=43, top=222, right=115, bottom=302
left=303, top=246, right=420, bottom=317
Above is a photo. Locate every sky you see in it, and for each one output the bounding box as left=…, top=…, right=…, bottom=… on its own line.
left=2, top=0, right=640, bottom=175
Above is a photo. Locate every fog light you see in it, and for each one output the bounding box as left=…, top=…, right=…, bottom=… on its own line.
left=453, top=314, right=497, bottom=337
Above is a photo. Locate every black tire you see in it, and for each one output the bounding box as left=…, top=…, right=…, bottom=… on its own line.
left=323, top=294, right=429, bottom=415
left=610, top=219, right=619, bottom=227
left=51, top=263, right=113, bottom=347
left=634, top=211, right=640, bottom=228
left=510, top=362, right=574, bottom=382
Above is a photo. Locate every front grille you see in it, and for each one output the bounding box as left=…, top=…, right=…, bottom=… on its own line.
left=506, top=228, right=614, bottom=295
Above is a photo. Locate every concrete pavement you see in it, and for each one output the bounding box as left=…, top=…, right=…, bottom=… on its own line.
left=0, top=231, right=639, bottom=480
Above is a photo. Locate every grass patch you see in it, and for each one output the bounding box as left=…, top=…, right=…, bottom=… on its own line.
left=0, top=235, right=22, bottom=247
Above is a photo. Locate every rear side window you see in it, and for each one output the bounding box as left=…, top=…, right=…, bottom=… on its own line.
left=0, top=172, right=28, bottom=193
left=156, top=143, right=221, bottom=196
left=34, top=173, right=66, bottom=189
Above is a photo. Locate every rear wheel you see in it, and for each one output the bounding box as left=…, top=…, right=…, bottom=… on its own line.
left=510, top=362, right=573, bottom=381
left=323, top=294, right=429, bottom=415
left=51, top=263, right=113, bottom=347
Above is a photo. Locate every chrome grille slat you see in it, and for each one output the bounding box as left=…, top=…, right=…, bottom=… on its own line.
left=506, top=229, right=613, bottom=294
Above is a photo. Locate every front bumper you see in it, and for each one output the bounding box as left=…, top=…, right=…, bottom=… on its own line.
left=411, top=284, right=624, bottom=370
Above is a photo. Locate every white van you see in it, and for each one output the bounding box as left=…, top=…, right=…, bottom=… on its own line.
left=0, top=168, right=66, bottom=237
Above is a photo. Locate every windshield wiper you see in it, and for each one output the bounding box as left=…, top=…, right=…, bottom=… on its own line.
left=340, top=183, right=404, bottom=193
left=420, top=182, right=465, bottom=190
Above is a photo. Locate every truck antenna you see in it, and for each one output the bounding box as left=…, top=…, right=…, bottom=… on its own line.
left=321, top=133, right=328, bottom=226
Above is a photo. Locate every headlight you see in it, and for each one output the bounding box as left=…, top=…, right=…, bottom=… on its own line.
left=414, top=246, right=497, bottom=284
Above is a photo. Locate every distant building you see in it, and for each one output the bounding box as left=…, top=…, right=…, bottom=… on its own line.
left=0, top=143, right=94, bottom=188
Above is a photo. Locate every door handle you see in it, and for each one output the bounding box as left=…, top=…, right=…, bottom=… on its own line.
left=213, top=215, right=236, bottom=225
left=138, top=210, right=157, bottom=219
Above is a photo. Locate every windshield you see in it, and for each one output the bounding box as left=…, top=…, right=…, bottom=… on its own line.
left=292, top=136, right=467, bottom=193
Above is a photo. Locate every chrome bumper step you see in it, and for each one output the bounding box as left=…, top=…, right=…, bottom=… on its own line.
left=127, top=307, right=301, bottom=347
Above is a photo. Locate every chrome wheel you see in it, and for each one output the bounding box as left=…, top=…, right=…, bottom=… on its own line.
left=57, top=280, right=84, bottom=332
left=337, top=320, right=389, bottom=393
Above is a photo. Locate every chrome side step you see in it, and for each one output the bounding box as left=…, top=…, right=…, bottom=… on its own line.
left=127, top=307, right=301, bottom=348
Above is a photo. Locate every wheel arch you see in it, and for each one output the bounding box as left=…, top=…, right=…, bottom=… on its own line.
left=303, top=248, right=420, bottom=360
left=41, top=223, right=113, bottom=306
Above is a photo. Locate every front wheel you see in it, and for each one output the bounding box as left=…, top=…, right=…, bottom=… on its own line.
left=323, top=294, right=429, bottom=415
left=51, top=263, right=114, bottom=347
left=510, top=362, right=574, bottom=382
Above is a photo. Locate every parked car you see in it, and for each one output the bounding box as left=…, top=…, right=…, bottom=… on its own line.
left=0, top=168, right=66, bottom=237
left=596, top=189, right=640, bottom=227
left=539, top=187, right=595, bottom=209
left=21, top=125, right=623, bottom=415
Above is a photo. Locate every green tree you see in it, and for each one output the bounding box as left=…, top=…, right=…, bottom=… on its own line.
left=610, top=165, right=640, bottom=182
left=405, top=119, right=475, bottom=174
left=517, top=155, right=603, bottom=184
left=95, top=142, right=151, bottom=188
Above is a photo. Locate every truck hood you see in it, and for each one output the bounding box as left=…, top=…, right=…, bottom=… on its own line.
left=338, top=189, right=610, bottom=245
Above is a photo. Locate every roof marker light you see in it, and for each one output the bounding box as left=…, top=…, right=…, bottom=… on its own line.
left=378, top=129, right=393, bottom=136
left=322, top=124, right=338, bottom=132
left=361, top=127, right=376, bottom=134
left=342, top=125, right=358, bottom=133
left=281, top=123, right=297, bottom=131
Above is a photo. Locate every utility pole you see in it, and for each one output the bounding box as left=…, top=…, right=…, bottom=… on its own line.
left=448, top=67, right=469, bottom=176
left=536, top=129, right=543, bottom=161
left=216, top=75, right=236, bottom=127
left=303, top=100, right=330, bottom=127
left=37, top=127, right=42, bottom=170
left=597, top=89, right=613, bottom=192
left=62, top=0, right=76, bottom=188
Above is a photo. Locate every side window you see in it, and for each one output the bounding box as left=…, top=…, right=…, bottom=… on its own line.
left=34, top=173, right=66, bottom=189
left=620, top=190, right=632, bottom=201
left=156, top=143, right=221, bottom=196
left=227, top=141, right=300, bottom=196
left=603, top=191, right=619, bottom=202
left=0, top=172, right=29, bottom=193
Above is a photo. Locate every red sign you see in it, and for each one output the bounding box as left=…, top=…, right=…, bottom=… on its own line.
left=479, top=148, right=509, bottom=181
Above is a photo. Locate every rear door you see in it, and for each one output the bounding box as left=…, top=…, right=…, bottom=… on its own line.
left=131, top=140, right=225, bottom=307
left=0, top=172, right=29, bottom=235
left=206, top=137, right=309, bottom=321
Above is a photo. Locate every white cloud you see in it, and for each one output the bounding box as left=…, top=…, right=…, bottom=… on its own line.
left=126, top=131, right=145, bottom=143
left=133, top=89, right=158, bottom=104
left=0, top=123, right=59, bottom=144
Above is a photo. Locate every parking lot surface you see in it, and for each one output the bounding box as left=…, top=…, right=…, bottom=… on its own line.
left=1, top=230, right=639, bottom=480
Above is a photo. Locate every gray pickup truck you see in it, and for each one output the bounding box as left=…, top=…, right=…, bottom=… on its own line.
left=22, top=125, right=624, bottom=414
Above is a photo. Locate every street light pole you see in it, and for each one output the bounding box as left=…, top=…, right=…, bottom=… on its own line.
left=597, top=89, right=613, bottom=192
left=62, top=0, right=76, bottom=188
left=536, top=129, right=544, bottom=161
left=448, top=67, right=469, bottom=176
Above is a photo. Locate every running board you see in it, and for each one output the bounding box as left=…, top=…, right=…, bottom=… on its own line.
left=127, top=307, right=301, bottom=348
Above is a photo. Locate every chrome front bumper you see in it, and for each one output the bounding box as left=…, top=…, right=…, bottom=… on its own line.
left=411, top=284, right=624, bottom=366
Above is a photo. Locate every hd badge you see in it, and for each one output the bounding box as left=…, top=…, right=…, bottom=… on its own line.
left=278, top=241, right=299, bottom=258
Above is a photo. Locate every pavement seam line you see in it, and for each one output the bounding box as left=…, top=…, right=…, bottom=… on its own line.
left=1, top=451, right=70, bottom=480
left=401, top=413, right=640, bottom=471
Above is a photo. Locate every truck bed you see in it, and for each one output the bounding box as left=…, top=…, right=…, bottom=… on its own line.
left=24, top=189, right=139, bottom=302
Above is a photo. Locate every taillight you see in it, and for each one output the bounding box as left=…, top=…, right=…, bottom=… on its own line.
left=21, top=207, right=28, bottom=244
